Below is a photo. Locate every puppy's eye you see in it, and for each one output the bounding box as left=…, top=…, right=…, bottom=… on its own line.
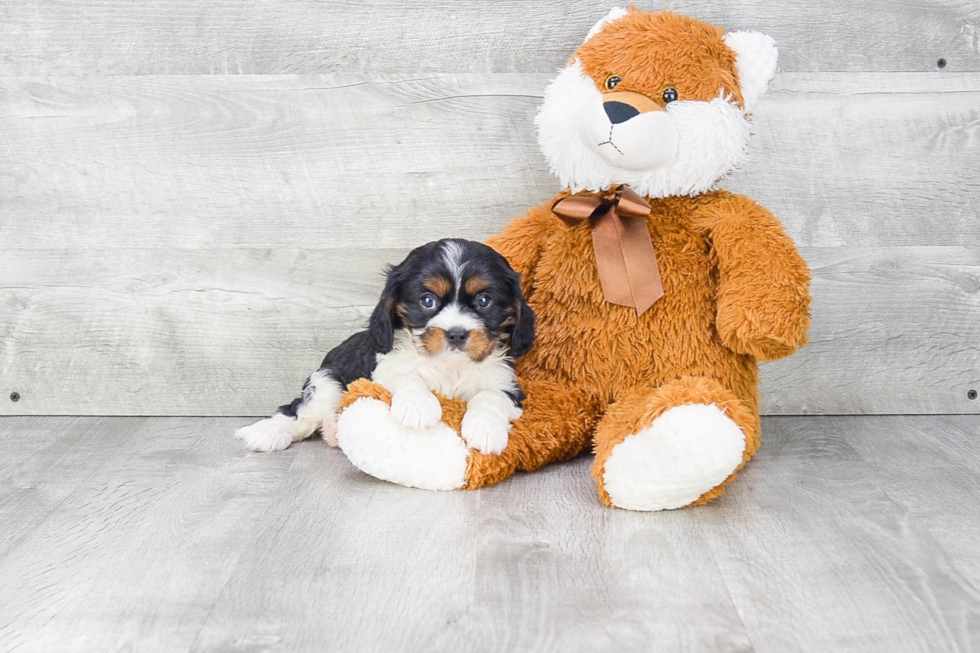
left=604, top=75, right=622, bottom=91
left=476, top=294, right=493, bottom=310
left=662, top=87, right=679, bottom=104
left=420, top=293, right=438, bottom=311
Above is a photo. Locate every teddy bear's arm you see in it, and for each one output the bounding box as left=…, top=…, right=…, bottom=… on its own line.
left=484, top=201, right=557, bottom=298
left=700, top=193, right=812, bottom=361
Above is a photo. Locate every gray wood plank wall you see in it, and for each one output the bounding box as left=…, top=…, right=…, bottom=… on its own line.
left=0, top=1, right=978, bottom=416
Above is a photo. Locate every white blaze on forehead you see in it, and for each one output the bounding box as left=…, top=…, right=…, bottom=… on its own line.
left=440, top=240, right=466, bottom=291
left=427, top=303, right=482, bottom=332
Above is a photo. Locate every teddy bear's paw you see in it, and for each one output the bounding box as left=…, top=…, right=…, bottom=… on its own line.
left=602, top=403, right=745, bottom=511
left=738, top=332, right=801, bottom=361
left=390, top=388, right=443, bottom=430
left=337, top=397, right=468, bottom=491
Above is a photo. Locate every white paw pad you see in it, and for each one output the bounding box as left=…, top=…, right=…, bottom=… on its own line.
left=390, top=389, right=443, bottom=430
left=602, top=403, right=746, bottom=511
left=235, top=415, right=297, bottom=452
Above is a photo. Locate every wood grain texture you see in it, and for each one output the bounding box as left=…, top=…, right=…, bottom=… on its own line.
left=0, top=417, right=131, bottom=556
left=0, top=248, right=395, bottom=416
left=0, top=417, right=295, bottom=653
left=0, top=0, right=976, bottom=75
left=2, top=73, right=978, bottom=250
left=192, top=444, right=757, bottom=652
left=759, top=246, right=980, bottom=415
left=462, top=464, right=754, bottom=652
left=1, top=415, right=978, bottom=651
left=189, top=432, right=482, bottom=652
left=840, top=414, right=980, bottom=649
left=1, top=246, right=977, bottom=416
left=704, top=415, right=980, bottom=653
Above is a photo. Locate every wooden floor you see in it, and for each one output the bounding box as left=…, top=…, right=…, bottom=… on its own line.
left=0, top=416, right=977, bottom=652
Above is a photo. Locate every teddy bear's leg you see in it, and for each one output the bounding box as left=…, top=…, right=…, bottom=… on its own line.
left=591, top=376, right=760, bottom=511
left=336, top=380, right=468, bottom=491
left=465, top=378, right=602, bottom=489
left=337, top=378, right=600, bottom=491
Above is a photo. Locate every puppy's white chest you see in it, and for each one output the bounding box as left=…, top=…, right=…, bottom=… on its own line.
left=371, top=331, right=515, bottom=400
left=412, top=358, right=488, bottom=400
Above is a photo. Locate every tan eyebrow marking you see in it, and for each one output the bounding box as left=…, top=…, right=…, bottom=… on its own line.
left=423, top=276, right=452, bottom=298
left=465, top=275, right=490, bottom=295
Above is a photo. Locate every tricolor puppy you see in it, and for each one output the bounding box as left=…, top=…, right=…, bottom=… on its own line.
left=236, top=239, right=535, bottom=455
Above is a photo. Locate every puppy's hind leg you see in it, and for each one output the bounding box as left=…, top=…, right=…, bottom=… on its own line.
left=236, top=369, right=344, bottom=452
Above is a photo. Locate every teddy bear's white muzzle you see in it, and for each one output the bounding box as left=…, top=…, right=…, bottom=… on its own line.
left=580, top=108, right=678, bottom=171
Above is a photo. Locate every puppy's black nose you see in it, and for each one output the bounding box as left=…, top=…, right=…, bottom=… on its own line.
left=603, top=101, right=639, bottom=124
left=445, top=328, right=469, bottom=348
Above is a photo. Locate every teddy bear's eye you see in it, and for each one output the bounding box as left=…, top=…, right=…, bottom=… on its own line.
left=662, top=87, right=679, bottom=104
left=604, top=75, right=622, bottom=91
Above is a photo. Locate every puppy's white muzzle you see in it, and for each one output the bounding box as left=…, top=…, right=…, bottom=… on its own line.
left=580, top=107, right=678, bottom=171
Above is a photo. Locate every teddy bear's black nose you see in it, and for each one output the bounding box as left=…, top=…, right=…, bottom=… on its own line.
left=604, top=101, right=640, bottom=124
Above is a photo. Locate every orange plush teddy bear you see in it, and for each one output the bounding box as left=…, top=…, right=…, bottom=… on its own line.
left=336, top=7, right=811, bottom=511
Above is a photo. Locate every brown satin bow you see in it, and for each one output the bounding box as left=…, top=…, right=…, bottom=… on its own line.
left=552, top=185, right=664, bottom=316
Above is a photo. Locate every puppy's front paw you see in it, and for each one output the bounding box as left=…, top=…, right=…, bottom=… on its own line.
left=390, top=389, right=443, bottom=430
left=460, top=411, right=510, bottom=455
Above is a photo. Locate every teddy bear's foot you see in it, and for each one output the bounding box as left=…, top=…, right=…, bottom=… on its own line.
left=601, top=403, right=745, bottom=510
left=336, top=378, right=600, bottom=492
left=337, top=396, right=468, bottom=491
left=592, top=376, right=760, bottom=511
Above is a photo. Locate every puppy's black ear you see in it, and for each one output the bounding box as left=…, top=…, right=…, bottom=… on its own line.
left=507, top=271, right=536, bottom=359
left=368, top=264, right=404, bottom=354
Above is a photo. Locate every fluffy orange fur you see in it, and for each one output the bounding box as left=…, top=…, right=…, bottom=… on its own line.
left=577, top=8, right=745, bottom=107
left=341, top=378, right=603, bottom=490
left=485, top=188, right=809, bottom=505
left=345, top=188, right=810, bottom=505
left=342, top=10, right=811, bottom=508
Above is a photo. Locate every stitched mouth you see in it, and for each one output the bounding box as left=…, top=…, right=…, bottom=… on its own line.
left=596, top=125, right=624, bottom=155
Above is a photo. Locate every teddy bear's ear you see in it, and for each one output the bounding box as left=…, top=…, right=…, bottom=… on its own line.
left=584, top=7, right=629, bottom=42
left=723, top=31, right=778, bottom=111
